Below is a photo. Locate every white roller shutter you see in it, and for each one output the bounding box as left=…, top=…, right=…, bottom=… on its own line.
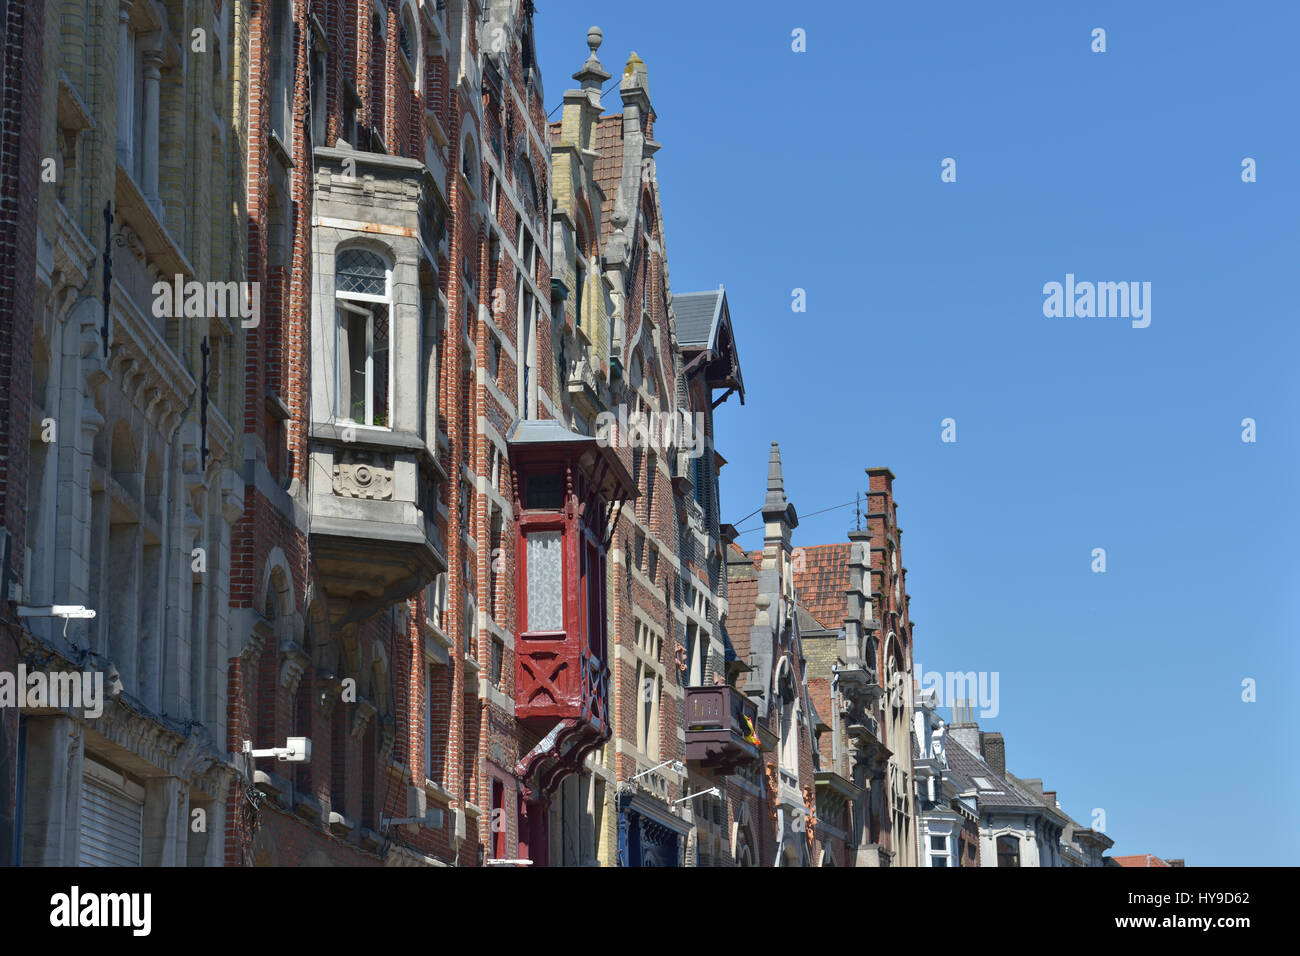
left=79, top=759, right=144, bottom=867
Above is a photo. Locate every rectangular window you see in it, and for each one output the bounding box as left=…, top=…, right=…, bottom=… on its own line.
left=997, top=835, right=1021, bottom=868
left=334, top=261, right=390, bottom=432
left=424, top=666, right=435, bottom=780
left=686, top=621, right=703, bottom=686
left=426, top=572, right=447, bottom=630
left=490, top=637, right=504, bottom=688
left=575, top=262, right=586, bottom=331
left=584, top=540, right=604, bottom=658
left=524, top=474, right=563, bottom=511
left=310, top=47, right=326, bottom=146
left=463, top=591, right=476, bottom=658
left=525, top=531, right=563, bottom=632
left=491, top=779, right=506, bottom=859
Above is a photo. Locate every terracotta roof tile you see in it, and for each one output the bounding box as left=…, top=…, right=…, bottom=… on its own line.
left=1113, top=854, right=1172, bottom=867
left=792, top=542, right=854, bottom=631
left=725, top=576, right=758, bottom=665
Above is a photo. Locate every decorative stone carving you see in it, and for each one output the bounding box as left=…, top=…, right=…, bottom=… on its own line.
left=240, top=613, right=274, bottom=662
left=332, top=451, right=395, bottom=500
left=378, top=714, right=397, bottom=764
left=315, top=669, right=343, bottom=717
left=279, top=641, right=311, bottom=695
left=351, top=696, right=378, bottom=740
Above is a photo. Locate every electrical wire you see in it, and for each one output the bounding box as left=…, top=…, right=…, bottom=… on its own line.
left=730, top=497, right=862, bottom=537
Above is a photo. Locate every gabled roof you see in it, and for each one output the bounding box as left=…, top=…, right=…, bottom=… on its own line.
left=675, top=286, right=745, bottom=403
left=673, top=289, right=724, bottom=350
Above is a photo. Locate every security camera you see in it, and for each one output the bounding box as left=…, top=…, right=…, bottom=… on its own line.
left=243, top=737, right=312, bottom=764
left=279, top=737, right=311, bottom=763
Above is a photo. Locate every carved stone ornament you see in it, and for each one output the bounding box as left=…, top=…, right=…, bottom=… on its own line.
left=333, top=451, right=394, bottom=500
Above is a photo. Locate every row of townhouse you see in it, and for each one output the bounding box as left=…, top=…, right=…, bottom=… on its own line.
left=0, top=0, right=1118, bottom=867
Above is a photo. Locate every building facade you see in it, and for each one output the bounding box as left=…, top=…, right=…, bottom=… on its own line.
left=1, top=2, right=1122, bottom=870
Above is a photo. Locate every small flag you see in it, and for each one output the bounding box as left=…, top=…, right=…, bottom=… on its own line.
left=743, top=715, right=760, bottom=746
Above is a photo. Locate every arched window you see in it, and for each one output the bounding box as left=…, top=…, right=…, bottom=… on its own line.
left=399, top=7, right=416, bottom=72
left=334, top=247, right=392, bottom=427
left=515, top=154, right=539, bottom=220
left=997, top=834, right=1021, bottom=868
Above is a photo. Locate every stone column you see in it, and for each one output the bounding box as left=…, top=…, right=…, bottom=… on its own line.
left=20, top=717, right=83, bottom=865
left=116, top=2, right=135, bottom=169
left=142, top=776, right=180, bottom=865
left=141, top=48, right=165, bottom=215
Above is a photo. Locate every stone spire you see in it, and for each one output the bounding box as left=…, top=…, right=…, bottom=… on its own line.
left=763, top=441, right=788, bottom=516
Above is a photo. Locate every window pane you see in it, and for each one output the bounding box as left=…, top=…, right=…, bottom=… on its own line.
left=930, top=834, right=947, bottom=851
left=586, top=543, right=604, bottom=657
left=336, top=248, right=387, bottom=296
left=344, top=308, right=367, bottom=422
left=372, top=303, right=389, bottom=426
left=525, top=473, right=563, bottom=510
left=526, top=531, right=563, bottom=631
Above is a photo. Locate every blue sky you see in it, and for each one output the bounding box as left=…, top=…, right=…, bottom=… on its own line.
left=537, top=1, right=1299, bottom=866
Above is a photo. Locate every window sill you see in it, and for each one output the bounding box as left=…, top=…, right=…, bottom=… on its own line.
left=269, top=130, right=295, bottom=170
left=424, top=779, right=455, bottom=806
left=423, top=617, right=453, bottom=650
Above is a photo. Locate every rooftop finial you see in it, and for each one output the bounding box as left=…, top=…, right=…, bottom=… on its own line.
left=587, top=25, right=603, bottom=56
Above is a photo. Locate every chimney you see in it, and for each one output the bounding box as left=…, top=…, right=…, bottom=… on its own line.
left=1043, top=790, right=1058, bottom=808
left=980, top=732, right=1005, bottom=776
left=1167, top=859, right=1186, bottom=867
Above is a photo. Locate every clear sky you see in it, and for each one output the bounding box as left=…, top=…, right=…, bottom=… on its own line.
left=536, top=1, right=1300, bottom=866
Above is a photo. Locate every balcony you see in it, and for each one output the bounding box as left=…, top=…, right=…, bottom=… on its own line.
left=306, top=147, right=450, bottom=628
left=684, top=686, right=760, bottom=775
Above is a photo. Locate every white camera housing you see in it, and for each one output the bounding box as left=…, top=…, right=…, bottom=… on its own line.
left=279, top=737, right=311, bottom=763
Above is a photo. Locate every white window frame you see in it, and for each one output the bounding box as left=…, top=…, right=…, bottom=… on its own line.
left=334, top=249, right=393, bottom=429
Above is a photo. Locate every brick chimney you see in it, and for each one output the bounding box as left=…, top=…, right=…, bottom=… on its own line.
left=1043, top=790, right=1058, bottom=808
left=945, top=698, right=979, bottom=754
left=980, top=731, right=1006, bottom=776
